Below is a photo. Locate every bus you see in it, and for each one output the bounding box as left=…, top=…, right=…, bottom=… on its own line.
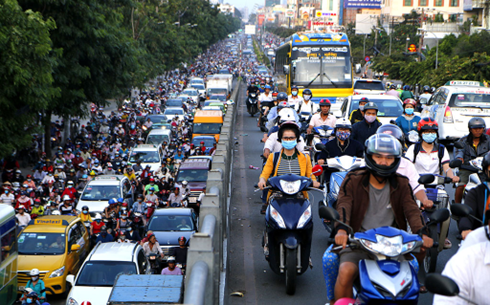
left=0, top=205, right=17, bottom=305
left=275, top=32, right=354, bottom=113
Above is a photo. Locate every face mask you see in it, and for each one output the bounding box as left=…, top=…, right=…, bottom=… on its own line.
left=359, top=105, right=365, bottom=111
left=149, top=191, right=153, bottom=194
left=282, top=140, right=297, bottom=150
left=336, top=131, right=351, bottom=141
left=27, top=299, right=33, bottom=304
left=292, top=91, right=298, bottom=96
left=96, top=219, right=101, bottom=223
left=422, top=133, right=437, bottom=144
left=128, top=227, right=132, bottom=231
left=303, top=95, right=311, bottom=101
left=138, top=199, right=143, bottom=202
left=83, top=210, right=88, bottom=214
left=365, top=115, right=376, bottom=123
left=405, top=108, right=414, bottom=115
left=4, top=190, right=8, bottom=194
left=34, top=204, right=39, bottom=207
left=122, top=216, right=127, bottom=219
left=31, top=276, right=39, bottom=281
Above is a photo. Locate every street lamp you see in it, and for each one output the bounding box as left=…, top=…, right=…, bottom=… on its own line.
left=405, top=36, right=410, bottom=52
left=418, top=28, right=439, bottom=69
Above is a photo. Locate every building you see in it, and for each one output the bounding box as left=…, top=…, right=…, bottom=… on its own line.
left=218, top=4, right=236, bottom=16
left=465, top=0, right=490, bottom=30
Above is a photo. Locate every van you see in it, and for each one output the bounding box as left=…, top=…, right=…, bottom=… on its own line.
left=146, top=128, right=171, bottom=145
left=192, top=110, right=223, bottom=141
left=17, top=216, right=91, bottom=295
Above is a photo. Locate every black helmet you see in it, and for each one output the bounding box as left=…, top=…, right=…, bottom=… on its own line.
left=364, top=134, right=402, bottom=178
left=302, top=88, right=312, bottom=96
left=178, top=236, right=187, bottom=243
left=82, top=205, right=89, bottom=211
left=376, top=124, right=405, bottom=148
left=482, top=152, right=490, bottom=181
left=319, top=99, right=331, bottom=106
left=277, top=121, right=301, bottom=142
left=430, top=87, right=436, bottom=93
left=390, top=84, right=396, bottom=90
left=363, top=102, right=378, bottom=112
left=423, top=85, right=430, bottom=92
left=468, top=117, right=486, bottom=129
left=277, top=92, right=288, bottom=101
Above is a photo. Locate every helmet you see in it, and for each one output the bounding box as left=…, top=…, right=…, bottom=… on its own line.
left=334, top=298, right=356, bottom=305
left=29, top=268, right=40, bottom=276
left=82, top=174, right=88, bottom=179
left=89, top=170, right=96, bottom=176
left=167, top=256, right=176, bottom=263
left=277, top=121, right=301, bottom=142
left=149, top=187, right=155, bottom=191
left=319, top=99, right=331, bottom=106
left=108, top=198, right=116, bottom=205
left=430, top=87, right=436, bottom=93
left=376, top=124, right=405, bottom=147
left=182, top=181, right=188, bottom=186
left=302, top=88, right=312, bottom=96
left=335, top=118, right=352, bottom=130
left=277, top=101, right=290, bottom=110
left=364, top=134, right=402, bottom=178
left=277, top=92, right=288, bottom=101
left=67, top=180, right=74, bottom=185
left=468, top=117, right=486, bottom=129
left=403, top=98, right=417, bottom=108
left=52, top=210, right=61, bottom=215
left=277, top=108, right=296, bottom=123
left=403, top=85, right=410, bottom=91
left=423, top=85, right=430, bottom=92
left=264, top=85, right=271, bottom=89
left=63, top=195, right=71, bottom=201
left=417, top=117, right=439, bottom=133
left=390, top=84, right=396, bottom=90
left=178, top=236, right=187, bottom=243
left=95, top=213, right=102, bottom=220
left=82, top=205, right=89, bottom=211
left=359, top=97, right=370, bottom=104
left=363, top=102, right=378, bottom=112
left=27, top=292, right=38, bottom=298
left=81, top=302, right=92, bottom=305
left=291, top=85, right=298, bottom=91
left=396, top=84, right=402, bottom=90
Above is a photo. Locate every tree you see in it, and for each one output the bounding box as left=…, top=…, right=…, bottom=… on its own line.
left=0, top=0, right=57, bottom=158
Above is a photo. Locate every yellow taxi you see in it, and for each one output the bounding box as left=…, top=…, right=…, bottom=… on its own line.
left=17, top=215, right=90, bottom=295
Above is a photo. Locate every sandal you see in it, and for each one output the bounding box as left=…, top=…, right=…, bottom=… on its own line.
left=419, top=285, right=428, bottom=294
left=260, top=204, right=267, bottom=214
left=444, top=238, right=452, bottom=249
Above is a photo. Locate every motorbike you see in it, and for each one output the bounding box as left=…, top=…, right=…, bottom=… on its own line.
left=310, top=126, right=334, bottom=160
left=258, top=169, right=323, bottom=295
left=449, top=156, right=483, bottom=203
left=147, top=253, right=162, bottom=274
left=320, top=206, right=450, bottom=304
left=131, top=212, right=145, bottom=237
left=246, top=92, right=258, bottom=116
left=146, top=201, right=156, bottom=219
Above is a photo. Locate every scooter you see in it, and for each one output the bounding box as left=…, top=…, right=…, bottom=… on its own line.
left=311, top=126, right=334, bottom=161
left=258, top=169, right=324, bottom=295
left=147, top=253, right=162, bottom=274
left=449, top=156, right=483, bottom=203
left=246, top=92, right=258, bottom=116
left=320, top=206, right=450, bottom=303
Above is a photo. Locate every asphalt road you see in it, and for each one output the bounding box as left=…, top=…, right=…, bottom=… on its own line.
left=226, top=82, right=460, bottom=305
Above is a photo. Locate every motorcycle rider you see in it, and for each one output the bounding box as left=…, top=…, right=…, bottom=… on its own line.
left=385, top=84, right=399, bottom=98
left=316, top=119, right=363, bottom=165
left=257, top=84, right=274, bottom=127
left=263, top=113, right=307, bottom=159
left=400, top=85, right=414, bottom=101
left=295, top=89, right=318, bottom=114
left=171, top=236, right=188, bottom=267
left=161, top=257, right=183, bottom=275
left=454, top=117, right=490, bottom=204
left=348, top=97, right=370, bottom=124
left=307, top=99, right=336, bottom=134
left=333, top=134, right=433, bottom=302
left=95, top=226, right=114, bottom=243
left=351, top=102, right=382, bottom=149
left=125, top=225, right=142, bottom=242
left=287, top=85, right=303, bottom=107
left=395, top=99, right=421, bottom=136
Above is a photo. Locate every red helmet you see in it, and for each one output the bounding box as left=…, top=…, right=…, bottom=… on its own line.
left=403, top=98, right=417, bottom=108
left=319, top=99, right=331, bottom=106
left=149, top=178, right=155, bottom=182
left=417, top=117, right=439, bottom=132
left=200, top=141, right=204, bottom=144
left=81, top=302, right=92, bottom=305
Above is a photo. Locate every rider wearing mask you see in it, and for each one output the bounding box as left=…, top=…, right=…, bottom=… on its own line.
left=454, top=117, right=490, bottom=203
left=90, top=214, right=104, bottom=236
left=16, top=206, right=31, bottom=227
left=263, top=113, right=308, bottom=159
left=351, top=102, right=382, bottom=149
left=348, top=97, right=369, bottom=124
left=395, top=99, right=421, bottom=136
left=332, top=134, right=432, bottom=303
left=258, top=121, right=320, bottom=214
left=295, top=89, right=318, bottom=114
left=317, top=119, right=363, bottom=165
left=287, top=85, right=303, bottom=108
left=25, top=269, right=46, bottom=303
left=22, top=291, right=41, bottom=305
left=257, top=84, right=274, bottom=127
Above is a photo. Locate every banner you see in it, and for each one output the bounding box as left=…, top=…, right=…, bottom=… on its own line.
left=258, top=14, right=265, bottom=26
left=343, top=0, right=381, bottom=9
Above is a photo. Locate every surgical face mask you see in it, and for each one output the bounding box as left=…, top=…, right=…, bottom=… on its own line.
left=27, top=298, right=33, bottom=304
left=336, top=131, right=351, bottom=141
left=122, top=216, right=127, bottom=219
left=4, top=190, right=8, bottom=194
left=292, top=91, right=298, bottom=96
left=138, top=199, right=143, bottom=202
left=128, top=227, right=132, bottom=231
left=149, top=191, right=153, bottom=194
left=31, top=276, right=39, bottom=281
left=82, top=210, right=88, bottom=214
left=282, top=140, right=297, bottom=150
left=96, top=219, right=101, bottom=223
left=365, top=115, right=376, bottom=123
left=422, top=133, right=437, bottom=144
left=303, top=95, right=311, bottom=101
left=359, top=105, right=365, bottom=111
left=405, top=108, right=414, bottom=115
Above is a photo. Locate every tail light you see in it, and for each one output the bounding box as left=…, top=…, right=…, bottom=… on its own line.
left=443, top=106, right=454, bottom=123
left=353, top=91, right=360, bottom=95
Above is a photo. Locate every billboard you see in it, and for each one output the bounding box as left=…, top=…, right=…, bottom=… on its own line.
left=258, top=14, right=265, bottom=26
left=343, top=0, right=381, bottom=9
left=245, top=25, right=256, bottom=35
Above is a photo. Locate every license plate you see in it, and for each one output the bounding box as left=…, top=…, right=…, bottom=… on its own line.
left=18, top=286, right=25, bottom=291
left=189, top=197, right=197, bottom=203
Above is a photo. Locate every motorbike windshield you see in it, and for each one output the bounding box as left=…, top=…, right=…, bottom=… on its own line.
left=18, top=232, right=66, bottom=255
left=76, top=261, right=137, bottom=286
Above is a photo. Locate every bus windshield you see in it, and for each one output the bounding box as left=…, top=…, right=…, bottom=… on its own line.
left=291, top=46, right=352, bottom=88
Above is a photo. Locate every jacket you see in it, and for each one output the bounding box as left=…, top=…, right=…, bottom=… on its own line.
left=400, top=90, right=414, bottom=101
left=459, top=183, right=488, bottom=232
left=455, top=134, right=490, bottom=171
left=395, top=115, right=421, bottom=135
left=335, top=168, right=424, bottom=234
left=317, top=138, right=364, bottom=160
left=351, top=119, right=382, bottom=149
left=348, top=109, right=364, bottom=124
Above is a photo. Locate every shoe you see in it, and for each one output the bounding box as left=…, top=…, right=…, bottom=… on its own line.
left=260, top=204, right=267, bottom=214
left=444, top=238, right=452, bottom=249
left=419, top=285, right=428, bottom=294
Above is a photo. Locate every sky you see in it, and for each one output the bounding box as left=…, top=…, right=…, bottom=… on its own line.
left=224, top=0, right=265, bottom=16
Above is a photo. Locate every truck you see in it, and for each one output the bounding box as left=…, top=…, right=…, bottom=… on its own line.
left=107, top=274, right=184, bottom=305
left=205, top=75, right=232, bottom=98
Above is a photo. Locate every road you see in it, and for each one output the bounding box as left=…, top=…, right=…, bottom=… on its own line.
left=226, top=82, right=460, bottom=304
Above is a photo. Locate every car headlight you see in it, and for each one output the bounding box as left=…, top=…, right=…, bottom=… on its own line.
left=296, top=205, right=311, bottom=229
left=360, top=235, right=417, bottom=257
left=279, top=180, right=301, bottom=195
left=67, top=297, right=78, bottom=305
left=270, top=205, right=286, bottom=228
left=49, top=266, right=65, bottom=278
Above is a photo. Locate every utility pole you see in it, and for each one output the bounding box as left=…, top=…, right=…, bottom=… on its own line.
left=389, top=16, right=393, bottom=56
left=374, top=29, right=378, bottom=56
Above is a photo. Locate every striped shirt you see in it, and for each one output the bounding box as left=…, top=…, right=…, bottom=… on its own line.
left=276, top=153, right=301, bottom=176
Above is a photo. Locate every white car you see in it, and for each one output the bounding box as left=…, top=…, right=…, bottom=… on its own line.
left=421, top=80, right=490, bottom=141
left=353, top=79, right=386, bottom=95
left=163, top=107, right=185, bottom=121
left=341, top=94, right=404, bottom=125
left=129, top=144, right=165, bottom=172
left=180, top=88, right=200, bottom=103
left=66, top=242, right=149, bottom=305
left=190, top=83, right=206, bottom=96
left=77, top=175, right=132, bottom=215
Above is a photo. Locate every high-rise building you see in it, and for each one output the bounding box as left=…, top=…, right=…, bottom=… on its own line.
left=266, top=0, right=281, bottom=8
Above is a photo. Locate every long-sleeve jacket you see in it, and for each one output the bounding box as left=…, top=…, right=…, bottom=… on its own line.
left=351, top=119, right=382, bottom=149
left=459, top=183, right=488, bottom=232
left=455, top=134, right=490, bottom=171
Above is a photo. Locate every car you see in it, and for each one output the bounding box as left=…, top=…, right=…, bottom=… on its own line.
left=181, top=88, right=200, bottom=103
left=17, top=216, right=91, bottom=296
left=165, top=99, right=184, bottom=108
left=341, top=94, right=404, bottom=125
left=66, top=242, right=149, bottom=305
left=142, top=114, right=169, bottom=129
left=146, top=128, right=171, bottom=145
left=147, top=208, right=198, bottom=260
left=421, top=80, right=490, bottom=141
left=176, top=158, right=212, bottom=210
left=353, top=79, right=386, bottom=95
left=189, top=77, right=205, bottom=86
left=129, top=144, right=165, bottom=172
left=77, top=175, right=133, bottom=215
left=190, top=83, right=206, bottom=97
left=258, top=69, right=269, bottom=76
left=267, top=49, right=275, bottom=56
left=202, top=106, right=222, bottom=112
left=163, top=107, right=185, bottom=121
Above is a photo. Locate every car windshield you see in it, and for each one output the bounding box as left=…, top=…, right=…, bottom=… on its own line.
left=147, top=115, right=168, bottom=123
left=148, top=215, right=195, bottom=231
left=449, top=92, right=490, bottom=108
left=183, top=90, right=198, bottom=96
left=354, top=81, right=385, bottom=91
left=81, top=185, right=120, bottom=200
left=350, top=98, right=403, bottom=117
left=76, top=261, right=137, bottom=286
left=209, top=95, right=226, bottom=101
left=191, top=84, right=205, bottom=90
left=193, top=122, right=222, bottom=134
left=130, top=151, right=160, bottom=163
left=177, top=169, right=209, bottom=182
left=18, top=232, right=66, bottom=255
left=147, top=134, right=169, bottom=145
left=164, top=109, right=184, bottom=115
left=166, top=100, right=182, bottom=107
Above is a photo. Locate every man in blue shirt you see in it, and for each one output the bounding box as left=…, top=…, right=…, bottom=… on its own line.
left=95, top=226, right=114, bottom=243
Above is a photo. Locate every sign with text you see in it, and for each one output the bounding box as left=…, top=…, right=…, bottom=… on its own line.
left=343, top=0, right=381, bottom=9
left=286, top=9, right=295, bottom=18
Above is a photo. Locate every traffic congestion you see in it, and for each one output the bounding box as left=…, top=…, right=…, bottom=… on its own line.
left=0, top=28, right=489, bottom=305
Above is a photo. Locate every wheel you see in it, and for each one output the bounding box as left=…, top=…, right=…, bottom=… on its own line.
left=423, top=244, right=438, bottom=273
left=285, top=248, right=297, bottom=295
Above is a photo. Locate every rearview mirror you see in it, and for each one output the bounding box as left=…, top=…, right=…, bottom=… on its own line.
left=312, top=165, right=323, bottom=176
left=425, top=273, right=459, bottom=296
left=418, top=174, right=435, bottom=185
left=71, top=244, right=81, bottom=251
left=66, top=274, right=75, bottom=285
left=450, top=203, right=473, bottom=218
left=319, top=206, right=339, bottom=221
left=315, top=143, right=326, bottom=151
left=428, top=208, right=450, bottom=223
left=449, top=159, right=462, bottom=168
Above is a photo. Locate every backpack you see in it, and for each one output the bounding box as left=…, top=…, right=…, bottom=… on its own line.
left=412, top=142, right=445, bottom=174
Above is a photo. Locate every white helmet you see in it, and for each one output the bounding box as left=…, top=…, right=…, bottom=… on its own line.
left=95, top=213, right=102, bottom=220
left=30, top=268, right=40, bottom=276
left=182, top=181, right=188, bottom=186
left=63, top=195, right=71, bottom=201
left=278, top=108, right=296, bottom=123
left=52, top=210, right=61, bottom=215
left=335, top=118, right=352, bottom=130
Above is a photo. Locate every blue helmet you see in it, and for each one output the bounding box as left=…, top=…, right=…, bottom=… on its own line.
left=264, top=85, right=271, bottom=89
left=108, top=198, right=115, bottom=205
left=82, top=174, right=88, bottom=179
left=117, top=197, right=124, bottom=203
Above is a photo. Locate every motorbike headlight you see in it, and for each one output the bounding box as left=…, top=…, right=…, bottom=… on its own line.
left=67, top=297, right=78, bottom=305
left=270, top=205, right=286, bottom=228
left=279, top=180, right=301, bottom=195
left=296, top=205, right=311, bottom=229
left=49, top=266, right=65, bottom=278
left=360, top=235, right=417, bottom=257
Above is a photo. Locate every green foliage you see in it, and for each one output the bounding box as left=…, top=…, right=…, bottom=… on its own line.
left=267, top=26, right=303, bottom=38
